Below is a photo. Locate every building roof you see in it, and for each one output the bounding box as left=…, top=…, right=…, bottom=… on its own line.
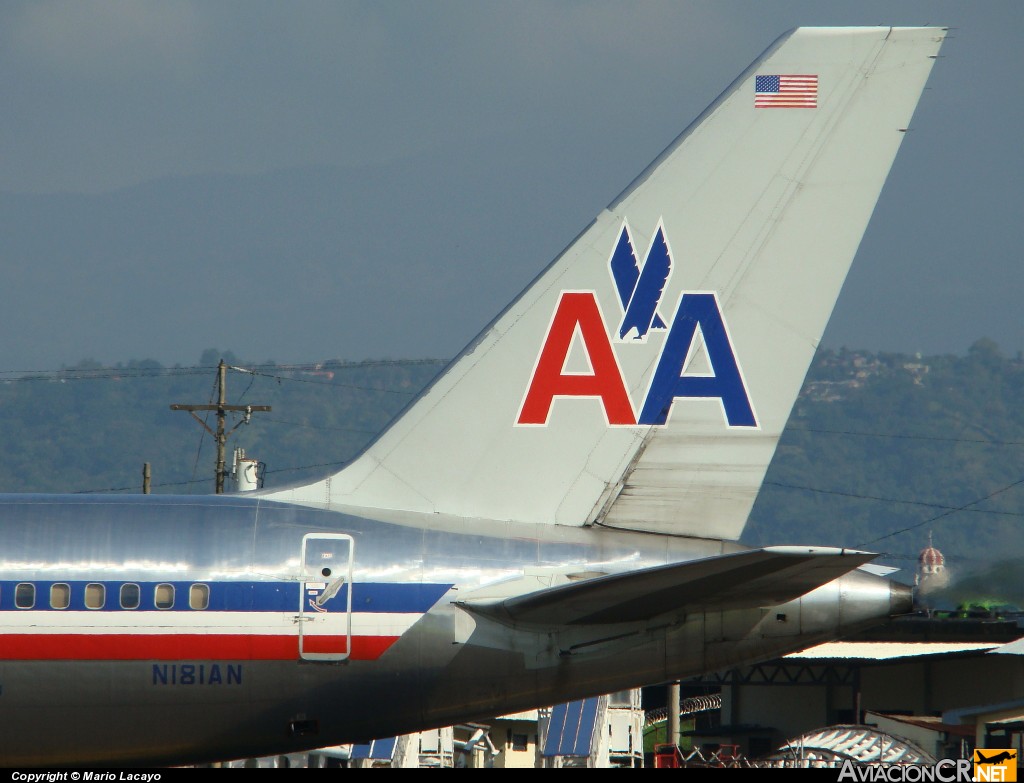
left=866, top=711, right=974, bottom=739
left=785, top=641, right=998, bottom=661
left=944, top=699, right=1024, bottom=725
left=990, top=637, right=1024, bottom=656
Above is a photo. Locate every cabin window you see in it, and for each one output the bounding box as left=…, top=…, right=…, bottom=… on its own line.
left=155, top=583, right=174, bottom=610
left=120, top=583, right=140, bottom=610
left=15, top=582, right=35, bottom=609
left=189, top=584, right=209, bottom=610
left=50, top=583, right=71, bottom=609
left=84, top=583, right=105, bottom=610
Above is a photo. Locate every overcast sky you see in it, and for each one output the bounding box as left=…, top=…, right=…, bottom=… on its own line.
left=0, top=1, right=1020, bottom=369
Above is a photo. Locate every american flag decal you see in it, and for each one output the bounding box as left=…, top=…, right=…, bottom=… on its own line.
left=754, top=74, right=818, bottom=108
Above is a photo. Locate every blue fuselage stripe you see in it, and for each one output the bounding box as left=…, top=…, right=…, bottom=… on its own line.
left=0, top=580, right=452, bottom=614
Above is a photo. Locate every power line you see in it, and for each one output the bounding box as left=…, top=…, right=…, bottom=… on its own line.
left=76, top=477, right=207, bottom=493
left=265, top=460, right=347, bottom=476
left=238, top=368, right=419, bottom=395
left=7, top=363, right=1020, bottom=444
left=858, top=475, right=1024, bottom=548
left=187, top=372, right=219, bottom=494
left=260, top=416, right=379, bottom=435
left=0, top=360, right=444, bottom=404
left=0, top=367, right=214, bottom=382
left=0, top=358, right=445, bottom=381
left=764, top=480, right=1024, bottom=518
left=786, top=424, right=1024, bottom=447
left=74, top=458, right=351, bottom=494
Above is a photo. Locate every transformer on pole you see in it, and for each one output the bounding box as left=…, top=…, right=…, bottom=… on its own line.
left=170, top=360, right=270, bottom=493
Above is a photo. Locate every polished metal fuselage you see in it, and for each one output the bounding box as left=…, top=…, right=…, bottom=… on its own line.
left=0, top=493, right=899, bottom=765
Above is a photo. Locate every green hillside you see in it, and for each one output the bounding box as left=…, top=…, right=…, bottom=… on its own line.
left=745, top=340, right=1024, bottom=572
left=0, top=351, right=444, bottom=495
left=2, top=341, right=1022, bottom=575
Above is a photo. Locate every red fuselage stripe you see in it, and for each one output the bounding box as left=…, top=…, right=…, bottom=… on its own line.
left=0, top=634, right=399, bottom=661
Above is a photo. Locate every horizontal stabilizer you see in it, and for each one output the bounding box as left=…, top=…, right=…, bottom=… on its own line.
left=858, top=563, right=900, bottom=577
left=458, top=547, right=875, bottom=627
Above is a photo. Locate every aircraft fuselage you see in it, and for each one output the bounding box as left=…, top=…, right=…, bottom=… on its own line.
left=0, top=494, right=903, bottom=765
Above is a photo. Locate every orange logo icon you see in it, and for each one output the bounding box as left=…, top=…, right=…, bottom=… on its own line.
left=974, top=749, right=1017, bottom=782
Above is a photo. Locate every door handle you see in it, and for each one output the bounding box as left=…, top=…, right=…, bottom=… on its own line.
left=315, top=576, right=346, bottom=608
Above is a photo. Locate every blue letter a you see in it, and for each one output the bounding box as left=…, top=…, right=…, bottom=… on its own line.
left=638, top=293, right=756, bottom=427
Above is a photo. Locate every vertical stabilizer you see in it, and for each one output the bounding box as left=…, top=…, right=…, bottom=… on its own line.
left=265, top=27, right=946, bottom=539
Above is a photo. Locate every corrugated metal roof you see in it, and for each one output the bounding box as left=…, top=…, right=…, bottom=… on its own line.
left=785, top=641, right=998, bottom=660
left=776, top=725, right=935, bottom=765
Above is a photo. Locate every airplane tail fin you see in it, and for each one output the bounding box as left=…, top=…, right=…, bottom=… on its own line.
left=265, top=27, right=946, bottom=539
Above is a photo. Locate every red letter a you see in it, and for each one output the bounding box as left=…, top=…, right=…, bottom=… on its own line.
left=517, top=292, right=635, bottom=425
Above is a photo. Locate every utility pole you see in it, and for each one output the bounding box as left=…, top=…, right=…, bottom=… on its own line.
left=171, top=360, right=271, bottom=493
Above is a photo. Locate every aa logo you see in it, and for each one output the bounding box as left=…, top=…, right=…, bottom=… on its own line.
left=517, top=220, right=756, bottom=428
left=609, top=221, right=671, bottom=341
left=974, top=749, right=1017, bottom=782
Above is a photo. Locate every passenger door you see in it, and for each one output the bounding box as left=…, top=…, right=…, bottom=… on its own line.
left=299, top=533, right=353, bottom=661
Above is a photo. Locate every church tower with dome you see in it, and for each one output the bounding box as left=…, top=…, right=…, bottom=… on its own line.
left=915, top=531, right=949, bottom=595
